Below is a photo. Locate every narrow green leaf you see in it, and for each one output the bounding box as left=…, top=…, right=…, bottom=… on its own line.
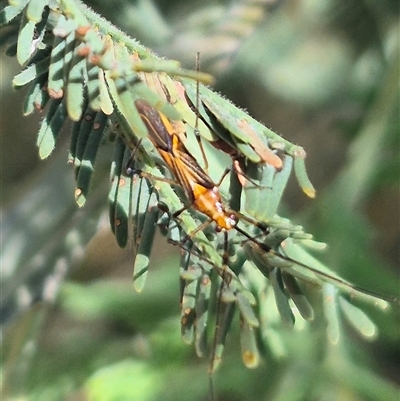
left=133, top=200, right=159, bottom=292
left=263, top=155, right=293, bottom=219
left=112, top=183, right=130, bottom=248
left=290, top=232, right=313, bottom=240
left=236, top=292, right=259, bottom=328
left=17, top=12, right=36, bottom=65
left=209, top=297, right=236, bottom=374
left=98, top=69, right=114, bottom=115
left=300, top=239, right=328, bottom=251
left=68, top=96, right=89, bottom=162
left=26, top=0, right=49, bottom=23
left=180, top=269, right=199, bottom=345
left=106, top=75, right=149, bottom=139
left=339, top=297, right=377, bottom=339
left=23, top=73, right=48, bottom=115
left=73, top=107, right=97, bottom=173
left=87, top=62, right=102, bottom=111
left=323, top=284, right=341, bottom=345
left=36, top=98, right=67, bottom=159
left=244, top=162, right=275, bottom=220
left=294, top=152, right=316, bottom=198
left=47, top=33, right=67, bottom=98
left=132, top=179, right=154, bottom=247
left=75, top=111, right=107, bottom=206
left=257, top=285, right=289, bottom=359
left=132, top=254, right=150, bottom=294
left=66, top=51, right=86, bottom=121
left=23, top=81, right=41, bottom=116
left=108, top=138, right=128, bottom=245
left=61, top=33, right=80, bottom=118
left=13, top=55, right=50, bottom=87
left=240, top=320, right=260, bottom=369
left=0, top=2, right=29, bottom=26
left=133, top=59, right=213, bottom=83
left=282, top=273, right=314, bottom=321
left=195, top=273, right=211, bottom=358
left=270, top=267, right=295, bottom=327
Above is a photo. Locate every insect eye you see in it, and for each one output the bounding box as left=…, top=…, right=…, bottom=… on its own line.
left=215, top=226, right=223, bottom=233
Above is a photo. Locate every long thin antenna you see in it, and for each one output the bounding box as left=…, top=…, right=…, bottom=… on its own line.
left=234, top=225, right=399, bottom=304
left=195, top=52, right=200, bottom=137
left=194, top=51, right=209, bottom=172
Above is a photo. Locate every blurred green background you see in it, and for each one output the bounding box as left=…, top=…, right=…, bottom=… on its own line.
left=1, top=0, right=399, bottom=400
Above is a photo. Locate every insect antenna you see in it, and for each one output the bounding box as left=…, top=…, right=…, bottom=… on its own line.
left=189, top=71, right=273, bottom=191
left=194, top=52, right=209, bottom=172
left=239, top=226, right=399, bottom=306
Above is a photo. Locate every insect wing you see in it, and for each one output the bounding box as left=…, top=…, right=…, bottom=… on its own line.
left=135, top=99, right=172, bottom=151
left=175, top=147, right=214, bottom=190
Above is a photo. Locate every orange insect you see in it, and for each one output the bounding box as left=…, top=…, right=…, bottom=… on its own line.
left=134, top=99, right=246, bottom=236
